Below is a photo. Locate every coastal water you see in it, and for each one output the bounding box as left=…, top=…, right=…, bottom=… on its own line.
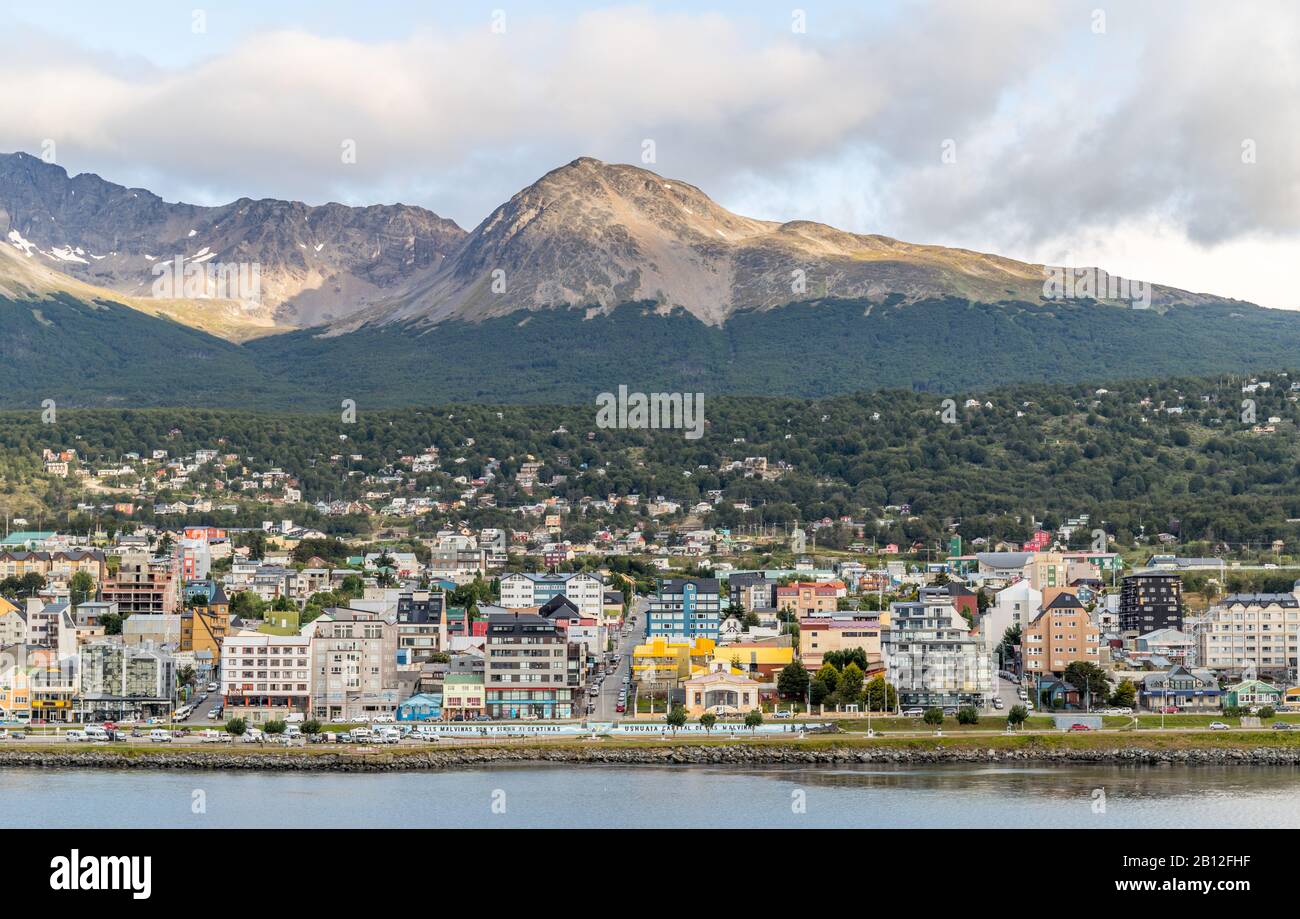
left=3, top=763, right=1300, bottom=828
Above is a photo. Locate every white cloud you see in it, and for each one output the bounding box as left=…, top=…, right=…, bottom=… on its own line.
left=0, top=1, right=1297, bottom=308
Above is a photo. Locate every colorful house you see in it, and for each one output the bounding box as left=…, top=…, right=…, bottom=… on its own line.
left=396, top=693, right=443, bottom=722
left=1223, top=679, right=1283, bottom=710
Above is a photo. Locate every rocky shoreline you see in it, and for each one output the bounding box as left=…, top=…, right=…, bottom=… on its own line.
left=4, top=743, right=1300, bottom=772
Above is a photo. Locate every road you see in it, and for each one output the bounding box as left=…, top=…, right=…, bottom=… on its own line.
left=593, top=596, right=646, bottom=721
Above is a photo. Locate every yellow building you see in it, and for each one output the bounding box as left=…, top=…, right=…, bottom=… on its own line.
left=181, top=606, right=231, bottom=663
left=708, top=642, right=795, bottom=681
left=632, top=637, right=716, bottom=685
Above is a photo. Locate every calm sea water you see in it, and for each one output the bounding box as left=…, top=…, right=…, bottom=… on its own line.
left=2, top=764, right=1298, bottom=828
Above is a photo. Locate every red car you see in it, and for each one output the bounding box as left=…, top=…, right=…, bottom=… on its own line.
left=1068, top=723, right=1092, bottom=732
left=1160, top=706, right=1179, bottom=714
left=615, top=703, right=625, bottom=713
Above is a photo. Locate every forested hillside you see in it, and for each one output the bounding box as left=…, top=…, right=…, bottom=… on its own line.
left=5, top=372, right=1300, bottom=549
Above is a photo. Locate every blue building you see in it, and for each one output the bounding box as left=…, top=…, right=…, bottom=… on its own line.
left=647, top=578, right=722, bottom=640
left=396, top=693, right=443, bottom=722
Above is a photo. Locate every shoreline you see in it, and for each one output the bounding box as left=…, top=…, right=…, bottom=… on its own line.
left=5, top=733, right=1300, bottom=771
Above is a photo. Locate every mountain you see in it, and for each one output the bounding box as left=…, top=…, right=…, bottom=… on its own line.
left=343, top=156, right=1223, bottom=330
left=2, top=152, right=1298, bottom=409
left=0, top=151, right=465, bottom=330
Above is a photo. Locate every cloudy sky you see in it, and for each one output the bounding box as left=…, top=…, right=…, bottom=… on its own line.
left=3, top=0, right=1297, bottom=308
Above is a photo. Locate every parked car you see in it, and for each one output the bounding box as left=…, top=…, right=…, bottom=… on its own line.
left=148, top=729, right=171, bottom=743
left=992, top=698, right=1004, bottom=710
left=901, top=708, right=924, bottom=717
left=1208, top=721, right=1230, bottom=731
left=615, top=703, right=626, bottom=713
left=206, top=682, right=218, bottom=692
left=1068, top=723, right=1092, bottom=732
left=1160, top=706, right=1180, bottom=714
left=65, top=730, right=88, bottom=742
left=1272, top=722, right=1294, bottom=731
left=773, top=710, right=793, bottom=719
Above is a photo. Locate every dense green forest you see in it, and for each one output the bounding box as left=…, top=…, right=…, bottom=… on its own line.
left=6, top=371, right=1300, bottom=549
left=7, top=293, right=1300, bottom=407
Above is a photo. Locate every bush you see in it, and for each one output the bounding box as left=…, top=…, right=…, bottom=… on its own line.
left=1257, top=706, right=1276, bottom=720
left=225, top=718, right=246, bottom=737
left=956, top=706, right=979, bottom=725
left=301, top=720, right=322, bottom=735
left=923, top=707, right=944, bottom=726
left=263, top=719, right=287, bottom=735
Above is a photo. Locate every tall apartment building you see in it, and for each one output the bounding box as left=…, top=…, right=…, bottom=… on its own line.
left=1119, top=570, right=1183, bottom=634
left=395, top=589, right=446, bottom=663
left=77, top=639, right=177, bottom=721
left=1195, top=588, right=1300, bottom=681
left=310, top=608, right=399, bottom=721
left=1021, top=592, right=1102, bottom=676
left=484, top=611, right=573, bottom=719
left=499, top=572, right=604, bottom=618
left=101, top=551, right=179, bottom=615
left=647, top=578, right=722, bottom=640
left=221, top=633, right=312, bottom=722
left=882, top=598, right=993, bottom=709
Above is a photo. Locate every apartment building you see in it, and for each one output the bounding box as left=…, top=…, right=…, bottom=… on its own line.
left=222, top=632, right=312, bottom=722
left=799, top=613, right=883, bottom=671
left=395, top=589, right=446, bottom=664
left=499, top=572, right=604, bottom=618
left=180, top=604, right=230, bottom=665
left=101, top=551, right=179, bottom=615
left=1021, top=592, right=1102, bottom=676
left=776, top=581, right=840, bottom=618
left=77, top=639, right=177, bottom=721
left=310, top=608, right=399, bottom=721
left=882, top=599, right=994, bottom=709
left=484, top=611, right=573, bottom=719
left=0, top=549, right=107, bottom=588
left=1195, top=589, right=1300, bottom=681
left=1119, top=570, right=1183, bottom=634
left=647, top=578, right=722, bottom=640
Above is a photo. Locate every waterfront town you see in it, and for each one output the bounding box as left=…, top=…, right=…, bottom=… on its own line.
left=2, top=507, right=1299, bottom=742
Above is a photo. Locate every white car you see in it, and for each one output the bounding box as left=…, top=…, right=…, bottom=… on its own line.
left=1208, top=721, right=1230, bottom=731
left=65, top=730, right=88, bottom=742
left=149, top=729, right=172, bottom=743
left=206, top=682, right=218, bottom=693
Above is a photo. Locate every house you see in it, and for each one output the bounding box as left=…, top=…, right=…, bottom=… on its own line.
left=776, top=581, right=841, bottom=618
left=1223, top=679, right=1283, bottom=710
left=396, top=692, right=443, bottom=722
left=442, top=673, right=485, bottom=719
left=1139, top=666, right=1220, bottom=712
left=1034, top=676, right=1081, bottom=709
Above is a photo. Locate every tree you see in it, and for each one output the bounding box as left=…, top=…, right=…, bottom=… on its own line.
left=923, top=707, right=945, bottom=727
left=699, top=712, right=717, bottom=733
left=744, top=709, right=764, bottom=731
left=1063, top=661, right=1111, bottom=707
left=666, top=704, right=687, bottom=733
left=176, top=666, right=197, bottom=693
left=837, top=662, right=865, bottom=705
left=956, top=705, right=979, bottom=725
left=225, top=718, right=247, bottom=737
left=1109, top=679, right=1137, bottom=709
left=776, top=661, right=810, bottom=700
left=1258, top=706, right=1276, bottom=720
left=301, top=720, right=322, bottom=735
left=263, top=719, right=287, bottom=735
left=815, top=663, right=840, bottom=697
left=1007, top=704, right=1028, bottom=730
left=68, top=570, right=96, bottom=606
left=864, top=676, right=898, bottom=712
